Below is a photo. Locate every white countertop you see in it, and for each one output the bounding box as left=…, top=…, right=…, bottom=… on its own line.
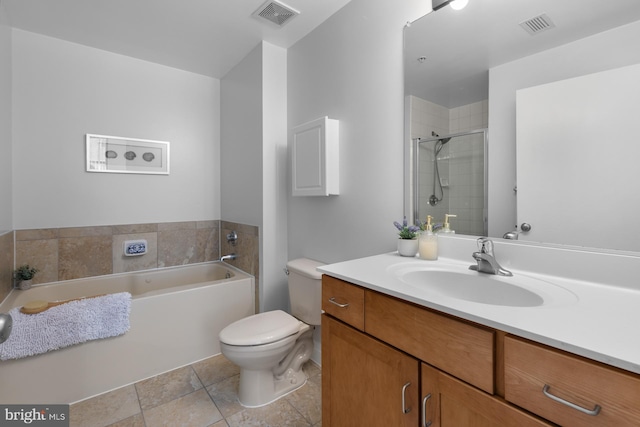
left=318, top=251, right=640, bottom=375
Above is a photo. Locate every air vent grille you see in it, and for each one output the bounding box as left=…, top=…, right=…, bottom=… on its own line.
left=519, top=13, right=556, bottom=35
left=253, top=0, right=299, bottom=27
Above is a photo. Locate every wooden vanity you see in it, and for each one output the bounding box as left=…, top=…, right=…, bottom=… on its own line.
left=321, top=275, right=640, bottom=426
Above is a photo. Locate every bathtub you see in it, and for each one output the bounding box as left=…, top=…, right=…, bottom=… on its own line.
left=0, top=261, right=254, bottom=404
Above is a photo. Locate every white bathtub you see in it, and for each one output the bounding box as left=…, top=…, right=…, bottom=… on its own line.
left=0, top=262, right=255, bottom=404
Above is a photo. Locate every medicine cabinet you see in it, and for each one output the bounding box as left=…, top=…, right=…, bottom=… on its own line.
left=290, top=116, right=339, bottom=197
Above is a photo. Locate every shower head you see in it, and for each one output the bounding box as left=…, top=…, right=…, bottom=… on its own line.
left=431, top=131, right=451, bottom=145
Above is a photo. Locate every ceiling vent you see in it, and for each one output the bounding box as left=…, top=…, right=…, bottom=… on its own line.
left=519, top=13, right=556, bottom=35
left=253, top=0, right=300, bottom=27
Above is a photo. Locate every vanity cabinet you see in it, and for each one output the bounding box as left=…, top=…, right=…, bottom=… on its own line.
left=322, top=276, right=552, bottom=427
left=322, top=275, right=640, bottom=426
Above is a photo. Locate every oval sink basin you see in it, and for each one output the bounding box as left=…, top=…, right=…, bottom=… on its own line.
left=391, top=264, right=577, bottom=307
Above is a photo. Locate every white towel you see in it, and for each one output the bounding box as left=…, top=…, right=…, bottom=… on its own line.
left=0, top=292, right=131, bottom=361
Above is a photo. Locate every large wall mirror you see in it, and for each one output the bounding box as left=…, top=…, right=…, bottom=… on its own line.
left=405, top=0, right=640, bottom=253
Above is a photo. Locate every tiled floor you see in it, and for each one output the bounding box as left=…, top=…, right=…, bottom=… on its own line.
left=69, top=354, right=322, bottom=427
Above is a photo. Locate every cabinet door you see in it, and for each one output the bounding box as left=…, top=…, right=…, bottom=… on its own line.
left=422, top=363, right=551, bottom=427
left=322, top=314, right=419, bottom=427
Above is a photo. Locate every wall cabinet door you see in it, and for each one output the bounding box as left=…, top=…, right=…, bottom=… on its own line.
left=322, top=314, right=419, bottom=427
left=421, top=363, right=552, bottom=427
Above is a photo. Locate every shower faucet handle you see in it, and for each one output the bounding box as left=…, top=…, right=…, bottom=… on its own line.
left=226, top=230, right=238, bottom=246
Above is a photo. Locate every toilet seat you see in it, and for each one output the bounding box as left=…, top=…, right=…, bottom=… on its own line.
left=219, top=310, right=301, bottom=346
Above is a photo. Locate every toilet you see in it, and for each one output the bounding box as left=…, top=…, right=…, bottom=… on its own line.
left=219, top=258, right=323, bottom=408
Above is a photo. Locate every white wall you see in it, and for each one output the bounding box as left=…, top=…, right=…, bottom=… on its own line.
left=0, top=10, right=11, bottom=232
left=221, top=42, right=289, bottom=312
left=261, top=42, right=289, bottom=312
left=11, top=29, right=221, bottom=229
left=287, top=0, right=427, bottom=264
left=488, top=20, right=640, bottom=238
left=220, top=44, right=263, bottom=227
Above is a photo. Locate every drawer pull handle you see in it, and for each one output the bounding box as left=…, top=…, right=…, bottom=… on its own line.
left=422, top=393, right=432, bottom=427
left=542, top=385, right=601, bottom=416
left=402, top=382, right=412, bottom=414
left=328, top=297, right=350, bottom=308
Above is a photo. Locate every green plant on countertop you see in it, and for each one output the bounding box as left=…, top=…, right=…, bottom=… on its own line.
left=394, top=217, right=421, bottom=240
left=13, top=264, right=38, bottom=281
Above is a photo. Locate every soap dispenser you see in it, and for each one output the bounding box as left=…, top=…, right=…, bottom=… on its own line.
left=440, top=214, right=457, bottom=234
left=419, top=216, right=438, bottom=260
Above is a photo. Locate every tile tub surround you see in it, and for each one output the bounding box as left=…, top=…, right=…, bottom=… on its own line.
left=69, top=354, right=322, bottom=427
left=13, top=220, right=222, bottom=284
left=220, top=221, right=260, bottom=310
left=0, top=231, right=14, bottom=302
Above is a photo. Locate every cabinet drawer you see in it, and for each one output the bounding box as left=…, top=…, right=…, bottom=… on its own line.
left=365, top=290, right=494, bottom=394
left=322, top=276, right=364, bottom=330
left=504, top=336, right=640, bottom=427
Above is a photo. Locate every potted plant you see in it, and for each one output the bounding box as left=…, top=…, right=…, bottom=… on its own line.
left=13, top=265, right=38, bottom=290
left=393, top=217, right=420, bottom=257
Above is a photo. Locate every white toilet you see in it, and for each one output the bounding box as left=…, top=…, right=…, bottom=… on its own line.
left=219, top=258, right=323, bottom=408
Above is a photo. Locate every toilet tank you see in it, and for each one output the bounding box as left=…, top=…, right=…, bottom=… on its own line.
left=286, top=258, right=324, bottom=326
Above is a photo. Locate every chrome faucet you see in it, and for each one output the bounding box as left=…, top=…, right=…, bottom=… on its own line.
left=469, top=238, right=512, bottom=276
left=220, top=253, right=236, bottom=262
left=0, top=313, right=12, bottom=344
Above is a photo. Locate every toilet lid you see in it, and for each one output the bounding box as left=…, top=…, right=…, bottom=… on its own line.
left=219, top=310, right=301, bottom=346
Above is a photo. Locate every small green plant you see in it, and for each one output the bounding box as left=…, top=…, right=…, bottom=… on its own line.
left=13, top=265, right=38, bottom=281
left=393, top=217, right=420, bottom=240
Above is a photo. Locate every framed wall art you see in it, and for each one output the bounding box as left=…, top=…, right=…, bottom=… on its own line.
left=86, top=134, right=170, bottom=175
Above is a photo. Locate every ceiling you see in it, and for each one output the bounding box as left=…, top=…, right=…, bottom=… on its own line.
left=405, top=0, right=640, bottom=108
left=1, top=0, right=352, bottom=79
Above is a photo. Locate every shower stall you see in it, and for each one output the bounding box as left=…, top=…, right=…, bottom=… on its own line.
left=413, top=128, right=487, bottom=236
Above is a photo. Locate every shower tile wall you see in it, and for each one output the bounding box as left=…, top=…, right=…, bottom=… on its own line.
left=410, top=96, right=488, bottom=235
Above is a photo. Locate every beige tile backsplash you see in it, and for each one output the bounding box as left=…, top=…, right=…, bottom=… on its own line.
left=1, top=221, right=260, bottom=307
left=0, top=231, right=14, bottom=303
left=220, top=220, right=260, bottom=310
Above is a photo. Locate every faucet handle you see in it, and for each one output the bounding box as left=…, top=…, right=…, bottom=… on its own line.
left=476, top=237, right=493, bottom=255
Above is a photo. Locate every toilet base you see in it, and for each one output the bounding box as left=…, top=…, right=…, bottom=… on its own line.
left=238, top=366, right=308, bottom=408
left=238, top=328, right=314, bottom=408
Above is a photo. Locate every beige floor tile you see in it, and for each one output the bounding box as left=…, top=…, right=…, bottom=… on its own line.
left=285, top=375, right=321, bottom=425
left=106, top=413, right=145, bottom=427
left=192, top=354, right=239, bottom=387
left=225, top=399, right=311, bottom=427
left=206, top=374, right=243, bottom=418
left=71, top=355, right=321, bottom=427
left=142, top=388, right=223, bottom=427
left=70, top=385, right=140, bottom=427
left=135, top=366, right=203, bottom=410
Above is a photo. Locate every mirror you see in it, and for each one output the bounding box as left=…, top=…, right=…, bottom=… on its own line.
left=405, top=0, right=640, bottom=252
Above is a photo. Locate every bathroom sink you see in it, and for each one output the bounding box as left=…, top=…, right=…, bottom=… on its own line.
left=390, top=264, right=577, bottom=307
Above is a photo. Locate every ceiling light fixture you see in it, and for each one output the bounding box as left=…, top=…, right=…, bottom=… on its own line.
left=450, top=0, right=469, bottom=10
left=432, top=0, right=469, bottom=12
